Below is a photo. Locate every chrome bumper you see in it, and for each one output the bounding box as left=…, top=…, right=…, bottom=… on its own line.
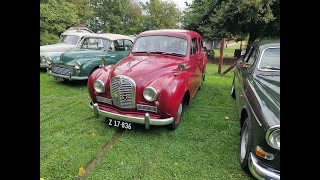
left=40, top=63, right=48, bottom=68
left=47, top=69, right=88, bottom=80
left=249, top=153, right=280, bottom=180
left=89, top=102, right=174, bottom=129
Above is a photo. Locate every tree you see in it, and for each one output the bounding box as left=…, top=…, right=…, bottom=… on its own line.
left=40, top=0, right=79, bottom=45
left=183, top=0, right=280, bottom=73
left=141, top=0, right=182, bottom=31
left=88, top=0, right=144, bottom=34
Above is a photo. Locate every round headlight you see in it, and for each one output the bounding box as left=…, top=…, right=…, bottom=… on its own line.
left=94, top=80, right=105, bottom=93
left=75, top=61, right=81, bottom=70
left=143, top=87, right=158, bottom=102
left=266, top=126, right=280, bottom=150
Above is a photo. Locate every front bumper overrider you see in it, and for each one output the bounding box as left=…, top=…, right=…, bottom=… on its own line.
left=89, top=102, right=174, bottom=129
left=248, top=153, right=280, bottom=180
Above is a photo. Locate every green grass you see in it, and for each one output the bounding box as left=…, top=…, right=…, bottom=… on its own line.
left=40, top=64, right=254, bottom=179
left=214, top=42, right=246, bottom=57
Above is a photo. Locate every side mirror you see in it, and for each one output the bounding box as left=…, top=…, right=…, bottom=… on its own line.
left=101, top=57, right=106, bottom=66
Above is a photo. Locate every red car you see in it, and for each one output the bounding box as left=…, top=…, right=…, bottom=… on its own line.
left=88, top=29, right=207, bottom=130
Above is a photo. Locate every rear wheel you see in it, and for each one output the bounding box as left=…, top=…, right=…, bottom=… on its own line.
left=167, top=101, right=185, bottom=130
left=239, top=117, right=252, bottom=172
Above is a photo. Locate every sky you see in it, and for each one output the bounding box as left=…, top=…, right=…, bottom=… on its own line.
left=139, top=0, right=193, bottom=11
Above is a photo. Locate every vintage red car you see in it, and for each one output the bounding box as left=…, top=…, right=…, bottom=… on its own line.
left=88, top=29, right=207, bottom=130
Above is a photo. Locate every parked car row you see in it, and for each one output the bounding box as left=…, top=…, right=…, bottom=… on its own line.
left=41, top=28, right=280, bottom=180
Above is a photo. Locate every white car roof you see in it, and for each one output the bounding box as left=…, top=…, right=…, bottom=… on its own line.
left=84, top=33, right=134, bottom=41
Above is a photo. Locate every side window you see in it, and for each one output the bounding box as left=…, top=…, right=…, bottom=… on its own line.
left=247, top=48, right=257, bottom=64
left=114, top=39, right=125, bottom=51
left=199, top=38, right=203, bottom=52
left=124, top=40, right=133, bottom=50
left=191, top=38, right=198, bottom=55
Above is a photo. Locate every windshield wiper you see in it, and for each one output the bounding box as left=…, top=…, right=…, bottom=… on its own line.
left=148, top=51, right=164, bottom=54
left=162, top=52, right=185, bottom=57
left=260, top=66, right=280, bottom=70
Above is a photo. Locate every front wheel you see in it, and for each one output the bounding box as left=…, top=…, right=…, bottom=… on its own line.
left=167, top=101, right=185, bottom=130
left=239, top=117, right=252, bottom=172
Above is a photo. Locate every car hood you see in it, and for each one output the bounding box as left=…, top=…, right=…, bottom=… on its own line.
left=255, top=74, right=280, bottom=103
left=57, top=49, right=105, bottom=65
left=40, top=43, right=77, bottom=52
left=109, top=55, right=185, bottom=84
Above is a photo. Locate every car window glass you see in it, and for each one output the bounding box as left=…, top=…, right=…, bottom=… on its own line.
left=191, top=38, right=198, bottom=55
left=114, top=40, right=126, bottom=51
left=247, top=48, right=257, bottom=64
left=124, top=40, right=133, bottom=50
left=259, top=47, right=280, bottom=70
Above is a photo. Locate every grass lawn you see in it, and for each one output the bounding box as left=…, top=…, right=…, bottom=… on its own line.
left=40, top=64, right=254, bottom=180
left=214, top=42, right=246, bottom=57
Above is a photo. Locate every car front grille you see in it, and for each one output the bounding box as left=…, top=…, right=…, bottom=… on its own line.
left=52, top=66, right=74, bottom=75
left=110, top=75, right=136, bottom=109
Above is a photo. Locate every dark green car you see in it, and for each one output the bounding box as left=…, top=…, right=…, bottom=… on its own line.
left=47, top=33, right=134, bottom=81
left=231, top=40, right=280, bottom=180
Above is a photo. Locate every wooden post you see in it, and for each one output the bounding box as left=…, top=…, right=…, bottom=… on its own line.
left=218, top=38, right=225, bottom=74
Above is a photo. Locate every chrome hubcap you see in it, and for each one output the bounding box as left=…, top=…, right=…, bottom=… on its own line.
left=240, top=125, right=248, bottom=161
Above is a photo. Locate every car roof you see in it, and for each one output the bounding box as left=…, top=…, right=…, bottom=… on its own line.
left=137, top=29, right=202, bottom=40
left=84, top=33, right=134, bottom=41
left=61, top=30, right=93, bottom=37
left=255, top=39, right=280, bottom=49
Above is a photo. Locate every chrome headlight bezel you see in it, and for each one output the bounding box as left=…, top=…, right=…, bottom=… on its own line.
left=46, top=56, right=52, bottom=64
left=75, top=61, right=81, bottom=70
left=41, top=56, right=46, bottom=62
left=265, top=125, right=280, bottom=150
left=143, top=87, right=158, bottom=102
left=93, top=80, right=105, bottom=93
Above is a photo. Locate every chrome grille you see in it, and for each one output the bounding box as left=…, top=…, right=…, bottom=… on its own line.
left=137, top=104, right=157, bottom=113
left=96, top=96, right=112, bottom=105
left=52, top=66, right=74, bottom=75
left=110, top=75, right=136, bottom=109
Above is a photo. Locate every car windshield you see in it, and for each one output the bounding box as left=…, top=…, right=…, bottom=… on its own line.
left=131, top=36, right=188, bottom=56
left=259, top=47, right=280, bottom=71
left=81, top=37, right=111, bottom=50
left=59, top=35, right=80, bottom=45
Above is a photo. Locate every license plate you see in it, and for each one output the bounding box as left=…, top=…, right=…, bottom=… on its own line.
left=54, top=76, right=64, bottom=82
left=108, top=119, right=132, bottom=130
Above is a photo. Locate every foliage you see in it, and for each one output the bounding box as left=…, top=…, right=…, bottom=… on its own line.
left=141, top=0, right=182, bottom=30
left=40, top=0, right=79, bottom=45
left=40, top=32, right=60, bottom=46
left=183, top=0, right=280, bottom=42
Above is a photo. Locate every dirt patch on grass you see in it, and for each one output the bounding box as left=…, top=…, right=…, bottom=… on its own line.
left=75, top=129, right=125, bottom=179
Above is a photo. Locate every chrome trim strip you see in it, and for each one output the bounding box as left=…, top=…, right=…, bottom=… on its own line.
left=257, top=46, right=280, bottom=72
left=89, top=102, right=174, bottom=127
left=240, top=85, right=262, bottom=126
left=137, top=104, right=157, bottom=113
left=96, top=96, right=112, bottom=105
left=248, top=153, right=280, bottom=180
left=49, top=71, right=88, bottom=80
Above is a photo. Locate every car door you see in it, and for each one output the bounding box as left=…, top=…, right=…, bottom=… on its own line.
left=188, top=37, right=202, bottom=97
left=235, top=47, right=258, bottom=114
left=107, top=39, right=133, bottom=64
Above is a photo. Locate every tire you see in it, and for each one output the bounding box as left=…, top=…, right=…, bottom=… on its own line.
left=231, top=75, right=236, bottom=98
left=167, top=101, right=185, bottom=130
left=198, top=74, right=205, bottom=91
left=239, top=117, right=252, bottom=172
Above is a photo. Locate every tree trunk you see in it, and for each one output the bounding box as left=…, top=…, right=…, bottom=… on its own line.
left=218, top=38, right=225, bottom=74
left=240, top=41, right=242, bottom=51
left=245, top=32, right=257, bottom=55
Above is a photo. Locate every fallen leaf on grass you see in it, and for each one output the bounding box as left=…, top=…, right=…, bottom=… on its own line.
left=225, top=116, right=229, bottom=120
left=79, top=167, right=86, bottom=176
